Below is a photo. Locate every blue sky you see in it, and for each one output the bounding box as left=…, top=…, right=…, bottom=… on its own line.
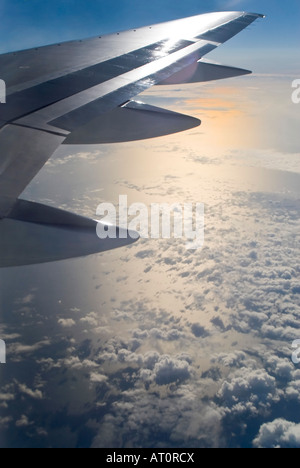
left=0, top=0, right=299, bottom=53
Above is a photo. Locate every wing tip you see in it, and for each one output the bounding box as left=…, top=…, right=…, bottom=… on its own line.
left=244, top=12, right=266, bottom=19
left=222, top=11, right=266, bottom=19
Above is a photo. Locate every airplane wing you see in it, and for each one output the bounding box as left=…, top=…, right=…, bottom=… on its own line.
left=0, top=11, right=264, bottom=267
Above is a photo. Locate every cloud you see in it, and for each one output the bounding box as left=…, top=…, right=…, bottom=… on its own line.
left=0, top=392, right=14, bottom=402
left=47, top=151, right=103, bottom=168
left=151, top=355, right=192, bottom=386
left=0, top=416, right=13, bottom=428
left=58, top=318, right=76, bottom=328
left=16, top=415, right=32, bottom=428
left=18, top=384, right=43, bottom=400
left=98, top=338, right=193, bottom=388
left=90, top=373, right=108, bottom=384
left=149, top=328, right=186, bottom=341
left=286, top=382, right=300, bottom=401
left=217, top=368, right=281, bottom=416
left=15, top=294, right=35, bottom=305
left=91, top=384, right=222, bottom=448
left=60, top=356, right=99, bottom=370
left=132, top=329, right=149, bottom=340
left=253, top=419, right=300, bottom=448
left=266, top=356, right=294, bottom=381
left=10, top=340, right=51, bottom=356
left=80, top=312, right=99, bottom=327
left=230, top=149, right=300, bottom=175
left=212, top=351, right=247, bottom=368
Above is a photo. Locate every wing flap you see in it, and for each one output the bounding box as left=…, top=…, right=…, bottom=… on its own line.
left=0, top=199, right=137, bottom=267
left=158, top=59, right=251, bottom=85
left=63, top=100, right=200, bottom=144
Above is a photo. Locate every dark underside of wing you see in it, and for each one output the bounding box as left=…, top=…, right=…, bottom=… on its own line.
left=0, top=11, right=264, bottom=266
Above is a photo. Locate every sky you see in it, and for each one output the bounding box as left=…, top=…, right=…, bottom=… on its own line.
left=0, top=0, right=299, bottom=54
left=0, top=0, right=300, bottom=449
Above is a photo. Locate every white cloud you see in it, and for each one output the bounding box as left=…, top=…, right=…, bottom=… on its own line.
left=217, top=368, right=280, bottom=416
left=151, top=355, right=192, bottom=386
left=0, top=392, right=14, bottom=401
left=212, top=351, right=247, bottom=368
left=19, top=384, right=43, bottom=400
left=62, top=356, right=98, bottom=370
left=11, top=340, right=51, bottom=356
left=149, top=328, right=186, bottom=341
left=266, top=356, right=294, bottom=381
left=80, top=312, right=99, bottom=327
left=254, top=419, right=300, bottom=448
left=90, top=373, right=108, bottom=384
left=92, top=385, right=222, bottom=448
left=58, top=318, right=76, bottom=328
left=47, top=151, right=102, bottom=168
left=16, top=415, right=32, bottom=428
left=0, top=416, right=13, bottom=428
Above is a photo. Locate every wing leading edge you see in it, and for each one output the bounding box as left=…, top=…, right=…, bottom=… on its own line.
left=0, top=11, right=264, bottom=266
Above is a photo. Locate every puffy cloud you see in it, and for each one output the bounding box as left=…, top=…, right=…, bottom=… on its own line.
left=0, top=392, right=15, bottom=402
left=117, top=349, right=144, bottom=366
left=18, top=384, right=43, bottom=400
left=285, top=380, right=300, bottom=402
left=266, top=356, right=294, bottom=381
left=0, top=416, right=13, bottom=428
left=16, top=415, right=31, bottom=428
left=217, top=368, right=280, bottom=416
left=62, top=356, right=99, bottom=370
left=253, top=419, right=300, bottom=448
left=80, top=312, right=99, bottom=327
left=90, top=373, right=108, bottom=384
left=212, top=351, right=247, bottom=368
left=152, top=356, right=192, bottom=386
left=132, top=329, right=149, bottom=340
left=143, top=351, right=160, bottom=370
left=149, top=328, right=186, bottom=341
left=58, top=318, right=76, bottom=328
left=10, top=340, right=51, bottom=356
left=98, top=340, right=193, bottom=387
left=92, top=385, right=222, bottom=448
